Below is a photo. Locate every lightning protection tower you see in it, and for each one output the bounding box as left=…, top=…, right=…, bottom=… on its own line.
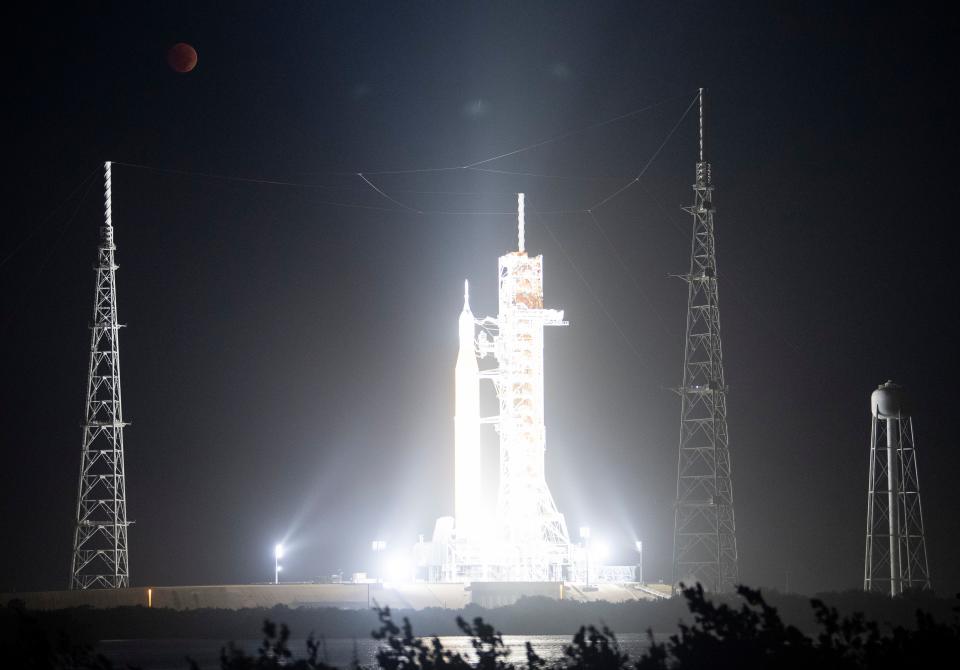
left=69, top=161, right=131, bottom=589
left=672, top=89, right=739, bottom=592
left=864, top=381, right=931, bottom=595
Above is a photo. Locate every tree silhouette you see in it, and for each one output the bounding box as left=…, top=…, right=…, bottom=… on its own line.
left=5, top=584, right=960, bottom=669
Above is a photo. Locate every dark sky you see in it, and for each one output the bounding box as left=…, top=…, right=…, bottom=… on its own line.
left=3, top=1, right=957, bottom=595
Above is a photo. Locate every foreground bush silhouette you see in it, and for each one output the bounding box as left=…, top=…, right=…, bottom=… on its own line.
left=0, top=599, right=115, bottom=670
left=209, top=584, right=960, bottom=669
left=4, top=584, right=960, bottom=668
left=370, top=604, right=630, bottom=670
left=191, top=619, right=336, bottom=670
left=638, top=583, right=960, bottom=670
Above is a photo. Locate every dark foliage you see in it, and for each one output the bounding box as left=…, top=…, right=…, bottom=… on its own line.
left=6, top=588, right=957, bottom=641
left=228, top=586, right=960, bottom=669
left=4, top=585, right=960, bottom=669
left=370, top=605, right=471, bottom=670
left=561, top=624, right=631, bottom=670
left=635, top=583, right=960, bottom=670
left=197, top=619, right=336, bottom=670
left=0, top=599, right=118, bottom=669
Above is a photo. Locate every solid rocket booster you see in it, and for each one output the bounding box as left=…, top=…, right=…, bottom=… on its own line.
left=455, top=279, right=482, bottom=540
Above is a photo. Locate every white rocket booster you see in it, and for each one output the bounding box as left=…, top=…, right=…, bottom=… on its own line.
left=454, top=279, right=482, bottom=540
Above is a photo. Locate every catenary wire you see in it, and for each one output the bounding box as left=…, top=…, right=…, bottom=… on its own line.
left=587, top=93, right=698, bottom=211
left=464, top=167, right=627, bottom=180
left=345, top=93, right=686, bottom=177
left=534, top=212, right=649, bottom=367
left=0, top=167, right=100, bottom=270
left=1, top=173, right=98, bottom=335
left=113, top=162, right=408, bottom=212
left=357, top=173, right=423, bottom=213
left=462, top=98, right=676, bottom=169
left=587, top=210, right=674, bottom=337
left=109, top=91, right=695, bottom=219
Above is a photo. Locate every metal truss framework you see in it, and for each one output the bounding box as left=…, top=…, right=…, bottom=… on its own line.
left=672, top=89, right=739, bottom=593
left=69, top=161, right=131, bottom=589
left=864, top=384, right=931, bottom=595
left=473, top=195, right=572, bottom=581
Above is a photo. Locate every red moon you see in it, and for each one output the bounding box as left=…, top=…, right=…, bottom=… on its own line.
left=167, top=42, right=198, bottom=73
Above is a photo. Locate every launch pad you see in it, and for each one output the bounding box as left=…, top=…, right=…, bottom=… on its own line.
left=53, top=91, right=754, bottom=597
left=410, top=194, right=631, bottom=585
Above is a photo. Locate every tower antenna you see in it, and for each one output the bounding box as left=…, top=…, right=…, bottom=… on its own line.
left=698, top=87, right=705, bottom=164
left=672, top=88, right=738, bottom=592
left=69, top=161, right=131, bottom=589
left=517, top=192, right=525, bottom=253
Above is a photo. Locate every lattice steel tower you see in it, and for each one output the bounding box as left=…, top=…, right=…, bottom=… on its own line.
left=672, top=89, right=739, bottom=592
left=69, top=161, right=131, bottom=589
left=864, top=381, right=931, bottom=595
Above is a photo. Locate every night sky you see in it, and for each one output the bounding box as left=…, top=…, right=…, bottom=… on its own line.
left=4, top=2, right=957, bottom=596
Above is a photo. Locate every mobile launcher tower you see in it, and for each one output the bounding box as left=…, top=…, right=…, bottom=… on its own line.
left=419, top=194, right=576, bottom=582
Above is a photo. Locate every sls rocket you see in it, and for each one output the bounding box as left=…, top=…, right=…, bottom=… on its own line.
left=454, top=279, right=482, bottom=540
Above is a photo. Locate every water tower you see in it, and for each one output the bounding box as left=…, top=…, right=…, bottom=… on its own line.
left=864, top=381, right=931, bottom=594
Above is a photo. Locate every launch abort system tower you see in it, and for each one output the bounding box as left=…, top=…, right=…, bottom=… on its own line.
left=69, top=161, right=131, bottom=589
left=672, top=89, right=739, bottom=593
left=864, top=381, right=931, bottom=595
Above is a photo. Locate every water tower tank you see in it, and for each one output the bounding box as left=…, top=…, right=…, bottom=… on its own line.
left=871, top=380, right=911, bottom=419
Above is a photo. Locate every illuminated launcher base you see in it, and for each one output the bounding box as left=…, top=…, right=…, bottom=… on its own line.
left=413, top=516, right=640, bottom=586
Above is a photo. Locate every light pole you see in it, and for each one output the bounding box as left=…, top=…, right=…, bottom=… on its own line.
left=635, top=540, right=643, bottom=585
left=371, top=540, right=386, bottom=582
left=274, top=543, right=284, bottom=585
left=579, top=526, right=591, bottom=588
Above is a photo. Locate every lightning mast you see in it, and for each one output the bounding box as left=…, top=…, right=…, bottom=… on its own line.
left=672, top=89, right=739, bottom=592
left=69, top=161, right=131, bottom=589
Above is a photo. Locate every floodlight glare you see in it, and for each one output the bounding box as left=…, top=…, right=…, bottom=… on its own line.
left=579, top=526, right=591, bottom=540
left=273, top=542, right=284, bottom=584
left=635, top=540, right=644, bottom=585
left=385, top=556, right=413, bottom=582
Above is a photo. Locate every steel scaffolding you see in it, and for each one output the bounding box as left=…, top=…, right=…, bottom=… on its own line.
left=470, top=194, right=572, bottom=581
left=69, top=161, right=131, bottom=589
left=672, top=89, right=739, bottom=593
